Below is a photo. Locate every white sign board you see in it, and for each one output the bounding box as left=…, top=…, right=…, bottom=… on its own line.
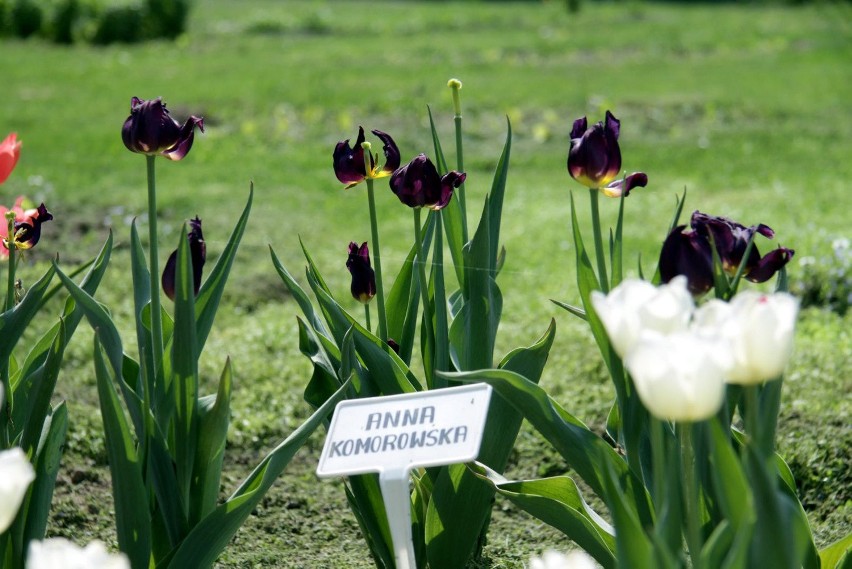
left=317, top=383, right=493, bottom=477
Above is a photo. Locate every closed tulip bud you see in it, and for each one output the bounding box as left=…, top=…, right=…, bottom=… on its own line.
left=161, top=217, right=206, bottom=301
left=347, top=241, right=376, bottom=303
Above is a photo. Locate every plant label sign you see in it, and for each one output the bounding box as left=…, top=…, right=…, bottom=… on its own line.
left=316, top=382, right=493, bottom=477
left=316, top=383, right=493, bottom=569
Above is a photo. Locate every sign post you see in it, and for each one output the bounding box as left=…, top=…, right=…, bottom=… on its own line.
left=316, top=383, right=493, bottom=569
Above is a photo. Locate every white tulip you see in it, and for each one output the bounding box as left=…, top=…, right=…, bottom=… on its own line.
left=0, top=447, right=36, bottom=533
left=27, top=538, right=130, bottom=569
left=590, top=276, right=694, bottom=358
left=720, top=291, right=799, bottom=385
left=529, top=549, right=599, bottom=569
left=624, top=331, right=729, bottom=422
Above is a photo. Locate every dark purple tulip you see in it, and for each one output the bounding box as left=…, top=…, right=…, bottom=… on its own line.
left=347, top=241, right=376, bottom=304
left=567, top=110, right=623, bottom=189
left=162, top=217, right=206, bottom=301
left=389, top=154, right=466, bottom=211
left=660, top=211, right=794, bottom=295
left=659, top=224, right=715, bottom=295
left=11, top=203, right=52, bottom=250
left=122, top=97, right=204, bottom=161
left=333, top=127, right=400, bottom=188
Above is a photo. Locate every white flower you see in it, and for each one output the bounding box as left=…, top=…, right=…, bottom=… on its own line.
left=0, top=447, right=36, bottom=533
left=27, top=539, right=130, bottom=569
left=529, top=549, right=599, bottom=569
left=719, top=291, right=799, bottom=385
left=624, top=330, right=729, bottom=422
left=590, top=276, right=694, bottom=358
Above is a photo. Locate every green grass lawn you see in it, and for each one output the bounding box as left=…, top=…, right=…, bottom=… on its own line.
left=1, top=1, right=850, bottom=566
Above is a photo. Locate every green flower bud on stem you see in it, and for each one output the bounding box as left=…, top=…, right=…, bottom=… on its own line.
left=447, top=78, right=463, bottom=117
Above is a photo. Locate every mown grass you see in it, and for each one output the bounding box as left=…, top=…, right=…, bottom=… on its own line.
left=1, top=0, right=850, bottom=566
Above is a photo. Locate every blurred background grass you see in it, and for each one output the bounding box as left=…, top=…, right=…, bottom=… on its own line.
left=1, top=1, right=850, bottom=566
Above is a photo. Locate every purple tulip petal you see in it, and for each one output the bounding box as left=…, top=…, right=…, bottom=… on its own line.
left=604, top=110, right=620, bottom=140
left=163, top=116, right=204, bottom=161
left=746, top=247, right=795, bottom=283
left=372, top=129, right=401, bottom=174
left=333, top=127, right=368, bottom=185
left=570, top=116, right=587, bottom=140
left=600, top=172, right=647, bottom=198
left=659, top=225, right=714, bottom=296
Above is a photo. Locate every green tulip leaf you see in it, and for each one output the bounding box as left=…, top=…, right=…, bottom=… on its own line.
left=468, top=462, right=616, bottom=568
left=163, top=380, right=349, bottom=569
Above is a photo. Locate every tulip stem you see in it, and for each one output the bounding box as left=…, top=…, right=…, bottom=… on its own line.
left=413, top=208, right=435, bottom=387
left=5, top=217, right=15, bottom=311
left=452, top=102, right=468, bottom=244
left=365, top=178, right=388, bottom=342
left=364, top=304, right=371, bottom=334
left=0, top=218, right=14, bottom=446
left=146, top=155, right=165, bottom=379
left=589, top=189, right=609, bottom=292
left=679, top=423, right=703, bottom=569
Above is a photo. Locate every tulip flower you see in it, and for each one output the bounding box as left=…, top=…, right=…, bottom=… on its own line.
left=715, top=291, right=799, bottom=385
left=0, top=447, right=36, bottom=533
left=567, top=111, right=648, bottom=197
left=624, top=330, right=730, bottom=422
left=529, top=549, right=599, bottom=569
left=333, top=127, right=400, bottom=189
left=0, top=132, right=22, bottom=185
left=9, top=203, right=53, bottom=251
left=659, top=224, right=715, bottom=296
left=0, top=196, right=26, bottom=258
left=347, top=241, right=376, bottom=304
left=121, top=97, right=204, bottom=160
left=660, top=211, right=794, bottom=294
left=389, top=154, right=466, bottom=210
left=27, top=538, right=130, bottom=569
left=590, top=276, right=694, bottom=359
left=162, top=217, right=206, bottom=301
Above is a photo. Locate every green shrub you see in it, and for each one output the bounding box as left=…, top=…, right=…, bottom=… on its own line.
left=0, top=0, right=9, bottom=37
left=91, top=4, right=142, bottom=44
left=143, top=0, right=189, bottom=39
left=10, top=0, right=42, bottom=38
left=47, top=0, right=79, bottom=43
left=791, top=237, right=851, bottom=316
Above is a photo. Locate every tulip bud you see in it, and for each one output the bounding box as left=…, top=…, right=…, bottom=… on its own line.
left=162, top=217, right=206, bottom=301
left=347, top=241, right=376, bottom=304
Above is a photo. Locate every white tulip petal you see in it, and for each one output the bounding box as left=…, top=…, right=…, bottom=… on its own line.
left=27, top=538, right=130, bottom=569
left=0, top=447, right=36, bottom=534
